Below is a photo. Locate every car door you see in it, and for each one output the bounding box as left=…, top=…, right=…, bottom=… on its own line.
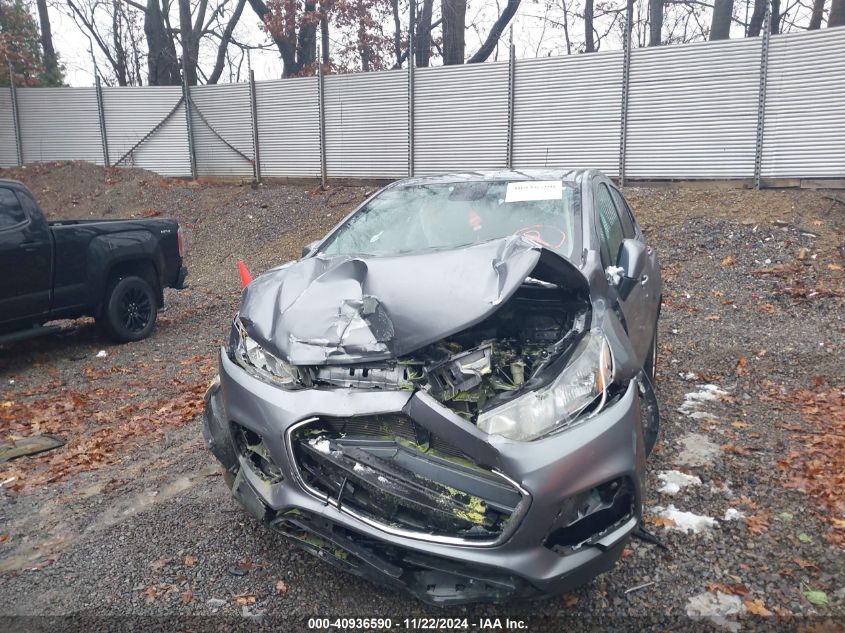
left=609, top=186, right=661, bottom=349
left=593, top=180, right=651, bottom=365
left=0, top=186, right=52, bottom=325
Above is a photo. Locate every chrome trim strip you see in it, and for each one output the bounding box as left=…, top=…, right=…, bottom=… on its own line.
left=284, top=417, right=531, bottom=548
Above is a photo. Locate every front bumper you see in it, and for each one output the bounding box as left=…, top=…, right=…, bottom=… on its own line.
left=202, top=348, right=645, bottom=606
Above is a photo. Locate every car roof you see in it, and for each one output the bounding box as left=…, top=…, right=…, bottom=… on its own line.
left=391, top=168, right=600, bottom=187
left=0, top=179, right=26, bottom=189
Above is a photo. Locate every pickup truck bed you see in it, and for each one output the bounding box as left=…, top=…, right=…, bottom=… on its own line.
left=0, top=179, right=187, bottom=343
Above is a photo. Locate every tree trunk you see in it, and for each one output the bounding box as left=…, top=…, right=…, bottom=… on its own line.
left=748, top=0, right=766, bottom=36
left=770, top=0, right=781, bottom=33
left=809, top=0, right=825, bottom=28
left=830, top=0, right=845, bottom=26
left=648, top=0, right=662, bottom=45
left=467, top=0, right=520, bottom=63
left=178, top=0, right=199, bottom=85
left=415, top=0, right=434, bottom=67
left=710, top=0, right=733, bottom=39
left=247, top=0, right=297, bottom=75
left=112, top=2, right=128, bottom=86
left=208, top=0, right=247, bottom=84
left=35, top=0, right=60, bottom=83
left=145, top=0, right=180, bottom=85
left=441, top=0, right=466, bottom=65
left=390, top=0, right=402, bottom=66
left=584, top=0, right=595, bottom=52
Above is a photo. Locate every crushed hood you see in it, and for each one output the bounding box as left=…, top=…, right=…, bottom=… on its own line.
left=239, top=236, right=587, bottom=365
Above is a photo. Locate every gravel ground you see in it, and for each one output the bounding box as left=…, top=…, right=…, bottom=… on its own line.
left=1, top=162, right=844, bottom=631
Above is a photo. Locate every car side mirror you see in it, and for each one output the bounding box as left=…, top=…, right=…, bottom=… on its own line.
left=301, top=240, right=319, bottom=258
left=616, top=239, right=646, bottom=300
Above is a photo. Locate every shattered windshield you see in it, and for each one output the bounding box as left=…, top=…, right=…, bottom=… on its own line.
left=319, top=180, right=581, bottom=259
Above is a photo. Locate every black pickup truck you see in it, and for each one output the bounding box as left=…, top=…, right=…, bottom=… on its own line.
left=0, top=179, right=187, bottom=344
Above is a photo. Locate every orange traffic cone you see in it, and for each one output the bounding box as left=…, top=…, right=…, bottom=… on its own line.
left=238, top=260, right=253, bottom=288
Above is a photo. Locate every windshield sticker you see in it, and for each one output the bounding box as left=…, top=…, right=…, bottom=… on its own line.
left=505, top=181, right=563, bottom=203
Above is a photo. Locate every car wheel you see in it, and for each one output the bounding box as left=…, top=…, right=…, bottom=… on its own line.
left=101, top=275, right=158, bottom=342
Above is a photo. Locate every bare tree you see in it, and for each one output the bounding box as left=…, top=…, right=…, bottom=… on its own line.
left=808, top=0, right=825, bottom=28
left=143, top=0, right=180, bottom=84
left=830, top=0, right=844, bottom=25
left=415, top=0, right=434, bottom=66
left=747, top=0, right=766, bottom=35
left=467, top=0, right=519, bottom=62
left=770, top=0, right=780, bottom=33
left=649, top=0, right=663, bottom=44
left=584, top=0, right=595, bottom=50
left=710, top=0, right=733, bottom=39
left=35, top=0, right=61, bottom=83
left=441, top=0, right=465, bottom=64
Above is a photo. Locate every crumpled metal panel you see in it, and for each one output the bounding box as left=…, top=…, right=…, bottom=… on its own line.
left=102, top=86, right=191, bottom=177
left=255, top=77, right=321, bottom=178
left=513, top=52, right=622, bottom=176
left=324, top=70, right=407, bottom=178
left=191, top=82, right=254, bottom=178
left=239, top=236, right=548, bottom=365
left=414, top=62, right=509, bottom=175
left=626, top=37, right=760, bottom=179
left=762, top=27, right=845, bottom=178
left=16, top=88, right=103, bottom=165
left=0, top=88, right=16, bottom=167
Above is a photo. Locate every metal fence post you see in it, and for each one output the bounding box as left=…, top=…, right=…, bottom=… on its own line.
left=8, top=62, right=22, bottom=167
left=506, top=29, right=516, bottom=170
left=317, top=48, right=327, bottom=188
left=408, top=0, right=415, bottom=177
left=95, top=75, right=110, bottom=167
left=181, top=57, right=198, bottom=179
left=249, top=70, right=262, bottom=183
left=618, top=12, right=633, bottom=187
left=754, top=4, right=772, bottom=190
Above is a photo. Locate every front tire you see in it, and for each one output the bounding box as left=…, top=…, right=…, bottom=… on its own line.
left=100, top=275, right=158, bottom=342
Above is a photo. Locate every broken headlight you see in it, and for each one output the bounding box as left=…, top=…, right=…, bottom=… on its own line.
left=230, top=317, right=299, bottom=388
left=477, top=331, right=613, bottom=441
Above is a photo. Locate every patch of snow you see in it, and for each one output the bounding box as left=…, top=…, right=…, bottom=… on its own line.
left=653, top=504, right=718, bottom=534
left=605, top=265, right=625, bottom=285
left=96, top=350, right=108, bottom=358
left=308, top=438, right=331, bottom=455
left=674, top=433, right=722, bottom=468
left=677, top=384, right=728, bottom=416
left=657, top=470, right=702, bottom=495
left=680, top=371, right=697, bottom=381
left=353, top=462, right=375, bottom=475
left=723, top=508, right=746, bottom=521
left=686, top=591, right=746, bottom=632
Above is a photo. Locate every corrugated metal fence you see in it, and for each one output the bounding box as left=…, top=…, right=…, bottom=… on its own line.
left=1, top=27, right=843, bottom=182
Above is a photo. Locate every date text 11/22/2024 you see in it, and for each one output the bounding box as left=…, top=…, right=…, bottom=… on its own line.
left=307, top=618, right=529, bottom=630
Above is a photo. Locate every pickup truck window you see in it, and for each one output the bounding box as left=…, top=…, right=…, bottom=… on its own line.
left=0, top=187, right=26, bottom=230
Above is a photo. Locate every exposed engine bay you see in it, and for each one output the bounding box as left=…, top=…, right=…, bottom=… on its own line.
left=307, top=278, right=590, bottom=422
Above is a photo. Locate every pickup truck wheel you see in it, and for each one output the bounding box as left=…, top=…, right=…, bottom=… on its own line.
left=101, top=276, right=157, bottom=342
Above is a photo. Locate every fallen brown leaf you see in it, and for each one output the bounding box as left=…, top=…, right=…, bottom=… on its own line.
left=704, top=315, right=721, bottom=321
left=183, top=555, right=196, bottom=568
left=275, top=579, right=288, bottom=595
left=721, top=256, right=736, bottom=266
left=233, top=594, right=256, bottom=606
left=563, top=593, right=579, bottom=608
left=745, top=598, right=772, bottom=617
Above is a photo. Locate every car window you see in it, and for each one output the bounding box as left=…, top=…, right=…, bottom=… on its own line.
left=595, top=183, right=624, bottom=266
left=609, top=187, right=636, bottom=239
left=0, top=187, right=27, bottom=230
left=320, top=180, right=581, bottom=260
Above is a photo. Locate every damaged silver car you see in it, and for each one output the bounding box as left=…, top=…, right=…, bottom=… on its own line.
left=203, top=169, right=662, bottom=605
